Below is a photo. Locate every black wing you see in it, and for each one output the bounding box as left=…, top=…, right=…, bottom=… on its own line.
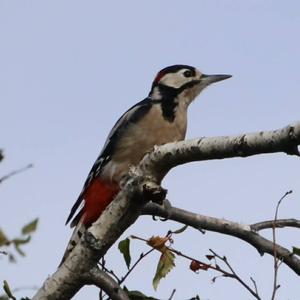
left=65, top=97, right=152, bottom=226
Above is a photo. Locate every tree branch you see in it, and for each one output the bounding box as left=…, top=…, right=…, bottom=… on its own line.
left=82, top=267, right=129, bottom=300
left=32, top=122, right=300, bottom=299
left=32, top=175, right=160, bottom=300
left=251, top=219, right=300, bottom=231
left=0, top=163, right=33, bottom=184
left=142, top=203, right=300, bottom=275
left=139, top=123, right=300, bottom=180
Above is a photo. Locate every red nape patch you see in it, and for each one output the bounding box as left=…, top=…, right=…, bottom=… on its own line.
left=154, top=71, right=165, bottom=84
left=82, top=179, right=119, bottom=226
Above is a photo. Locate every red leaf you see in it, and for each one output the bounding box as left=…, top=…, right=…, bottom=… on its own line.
left=190, top=260, right=200, bottom=272
left=190, top=260, right=210, bottom=272
left=206, top=255, right=214, bottom=261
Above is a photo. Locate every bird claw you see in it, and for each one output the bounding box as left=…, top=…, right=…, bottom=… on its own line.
left=142, top=182, right=167, bottom=205
left=151, top=198, right=172, bottom=221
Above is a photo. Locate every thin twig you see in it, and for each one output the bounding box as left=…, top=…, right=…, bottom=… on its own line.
left=271, top=190, right=292, bottom=300
left=169, top=247, right=231, bottom=275
left=132, top=233, right=261, bottom=299
left=168, top=289, right=176, bottom=300
left=119, top=248, right=155, bottom=285
left=98, top=262, right=121, bottom=284
left=98, top=244, right=154, bottom=288
left=132, top=234, right=233, bottom=275
left=274, top=191, right=292, bottom=224
left=209, top=249, right=261, bottom=300
left=130, top=235, right=148, bottom=243
left=250, top=277, right=259, bottom=296
left=0, top=164, right=33, bottom=184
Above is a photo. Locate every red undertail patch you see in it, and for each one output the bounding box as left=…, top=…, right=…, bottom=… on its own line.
left=82, top=179, right=119, bottom=226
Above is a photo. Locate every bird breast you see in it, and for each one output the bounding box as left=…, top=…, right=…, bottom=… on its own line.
left=103, top=103, right=187, bottom=182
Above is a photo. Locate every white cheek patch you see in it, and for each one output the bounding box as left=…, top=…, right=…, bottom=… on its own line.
left=160, top=73, right=188, bottom=88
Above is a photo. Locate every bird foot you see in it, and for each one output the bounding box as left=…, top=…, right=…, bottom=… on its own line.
left=142, top=181, right=167, bottom=205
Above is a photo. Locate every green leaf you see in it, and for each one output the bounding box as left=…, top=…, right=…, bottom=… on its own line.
left=171, top=224, right=188, bottom=235
left=2, top=281, right=16, bottom=300
left=118, top=238, right=131, bottom=269
left=293, top=246, right=300, bottom=256
left=12, top=236, right=31, bottom=246
left=21, top=218, right=38, bottom=235
left=152, top=249, right=175, bottom=290
left=0, top=229, right=9, bottom=246
left=14, top=244, right=25, bottom=257
left=12, top=236, right=31, bottom=257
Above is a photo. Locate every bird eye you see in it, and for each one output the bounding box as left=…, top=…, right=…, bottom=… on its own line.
left=183, top=70, right=193, bottom=78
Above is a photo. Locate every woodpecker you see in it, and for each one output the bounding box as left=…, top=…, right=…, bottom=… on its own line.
left=61, top=65, right=231, bottom=264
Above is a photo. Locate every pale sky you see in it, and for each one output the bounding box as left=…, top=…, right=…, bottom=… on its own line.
left=1, top=1, right=300, bottom=299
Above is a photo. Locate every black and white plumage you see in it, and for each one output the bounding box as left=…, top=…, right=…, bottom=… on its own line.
left=61, top=65, right=231, bottom=265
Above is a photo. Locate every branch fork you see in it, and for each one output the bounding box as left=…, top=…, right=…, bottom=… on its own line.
left=32, top=122, right=300, bottom=299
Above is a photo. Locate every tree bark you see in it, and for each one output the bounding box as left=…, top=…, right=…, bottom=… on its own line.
left=32, top=122, right=300, bottom=299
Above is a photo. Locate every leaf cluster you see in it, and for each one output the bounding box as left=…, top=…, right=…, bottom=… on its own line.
left=117, top=225, right=188, bottom=293
left=0, top=219, right=38, bottom=262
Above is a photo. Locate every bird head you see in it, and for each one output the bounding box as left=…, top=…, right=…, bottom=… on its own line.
left=150, top=65, right=231, bottom=105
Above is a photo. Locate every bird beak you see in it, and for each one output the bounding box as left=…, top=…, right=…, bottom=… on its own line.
left=200, top=74, right=232, bottom=86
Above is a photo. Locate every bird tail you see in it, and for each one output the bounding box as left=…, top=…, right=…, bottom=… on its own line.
left=60, top=179, right=119, bottom=267
left=59, top=221, right=86, bottom=267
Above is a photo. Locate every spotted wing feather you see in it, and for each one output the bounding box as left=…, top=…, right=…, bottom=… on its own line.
left=65, top=97, right=152, bottom=226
